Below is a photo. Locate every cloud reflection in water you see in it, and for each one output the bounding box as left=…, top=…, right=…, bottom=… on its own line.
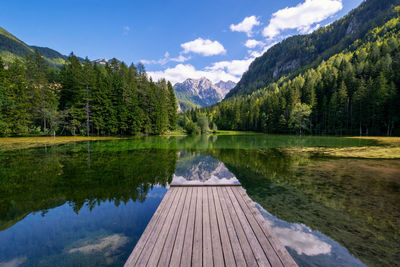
left=255, top=203, right=365, bottom=267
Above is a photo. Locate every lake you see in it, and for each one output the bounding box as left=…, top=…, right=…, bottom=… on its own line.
left=0, top=135, right=399, bottom=267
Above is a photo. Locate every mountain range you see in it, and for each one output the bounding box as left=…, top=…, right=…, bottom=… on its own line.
left=226, top=0, right=400, bottom=98
left=174, top=78, right=236, bottom=111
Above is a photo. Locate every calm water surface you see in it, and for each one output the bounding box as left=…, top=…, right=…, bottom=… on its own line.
left=0, top=135, right=398, bottom=267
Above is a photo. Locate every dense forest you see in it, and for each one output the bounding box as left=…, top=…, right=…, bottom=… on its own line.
left=189, top=5, right=400, bottom=136
left=227, top=0, right=400, bottom=98
left=0, top=52, right=177, bottom=136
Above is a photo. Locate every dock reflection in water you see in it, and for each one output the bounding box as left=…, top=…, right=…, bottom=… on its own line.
left=174, top=152, right=367, bottom=266
left=0, top=136, right=399, bottom=266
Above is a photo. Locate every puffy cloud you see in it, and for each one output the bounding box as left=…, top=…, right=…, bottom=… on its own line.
left=122, top=26, right=130, bottom=36
left=148, top=42, right=278, bottom=84
left=181, top=38, right=226, bottom=56
left=140, top=52, right=190, bottom=65
left=272, top=224, right=332, bottom=256
left=245, top=39, right=264, bottom=49
left=205, top=58, right=254, bottom=77
left=230, top=16, right=261, bottom=37
left=68, top=234, right=129, bottom=255
left=256, top=203, right=332, bottom=257
left=300, top=23, right=321, bottom=34
left=0, top=257, right=27, bottom=267
left=148, top=64, right=240, bottom=84
left=248, top=42, right=277, bottom=58
left=263, top=0, right=342, bottom=38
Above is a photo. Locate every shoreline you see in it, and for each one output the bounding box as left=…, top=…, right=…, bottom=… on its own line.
left=281, top=137, right=400, bottom=159
left=1, top=135, right=399, bottom=159
left=0, top=136, right=125, bottom=151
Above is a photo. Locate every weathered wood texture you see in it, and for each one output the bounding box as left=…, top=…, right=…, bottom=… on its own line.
left=125, top=186, right=297, bottom=267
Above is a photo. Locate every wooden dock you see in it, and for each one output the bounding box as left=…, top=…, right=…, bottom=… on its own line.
left=125, top=185, right=297, bottom=267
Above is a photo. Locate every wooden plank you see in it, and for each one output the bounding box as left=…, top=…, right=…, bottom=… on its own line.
left=180, top=186, right=198, bottom=267
left=236, top=187, right=298, bottom=267
left=192, top=187, right=203, bottom=267
left=170, top=184, right=242, bottom=187
left=208, top=187, right=225, bottom=267
left=135, top=187, right=182, bottom=266
left=124, top=187, right=177, bottom=267
left=157, top=187, right=189, bottom=266
left=211, top=187, right=238, bottom=267
left=230, top=186, right=283, bottom=267
left=218, top=187, right=257, bottom=267
left=169, top=187, right=193, bottom=266
left=202, top=187, right=213, bottom=267
left=126, top=186, right=297, bottom=267
left=225, top=186, right=271, bottom=267
left=146, top=187, right=185, bottom=266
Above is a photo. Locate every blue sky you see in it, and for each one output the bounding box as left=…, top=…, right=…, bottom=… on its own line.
left=1, top=0, right=363, bottom=84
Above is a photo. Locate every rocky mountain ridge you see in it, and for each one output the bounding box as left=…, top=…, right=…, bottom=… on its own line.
left=174, top=77, right=236, bottom=110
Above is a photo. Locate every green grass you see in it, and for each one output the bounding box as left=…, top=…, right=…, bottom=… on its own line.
left=162, top=129, right=186, bottom=136
left=0, top=50, right=21, bottom=62
left=282, top=136, right=400, bottom=159
left=0, top=136, right=124, bottom=151
left=214, top=130, right=261, bottom=135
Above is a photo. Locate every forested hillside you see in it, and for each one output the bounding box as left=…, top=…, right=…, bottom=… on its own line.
left=0, top=52, right=177, bottom=136
left=227, top=0, right=400, bottom=98
left=0, top=26, right=67, bottom=68
left=196, top=4, right=400, bottom=136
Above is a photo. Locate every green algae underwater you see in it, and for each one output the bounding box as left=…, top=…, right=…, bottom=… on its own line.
left=0, top=134, right=399, bottom=266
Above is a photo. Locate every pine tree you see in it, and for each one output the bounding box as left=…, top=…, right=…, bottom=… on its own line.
left=60, top=53, right=85, bottom=135
left=167, top=81, right=177, bottom=130
left=6, top=60, right=32, bottom=135
left=26, top=50, right=58, bottom=134
left=82, top=58, right=94, bottom=136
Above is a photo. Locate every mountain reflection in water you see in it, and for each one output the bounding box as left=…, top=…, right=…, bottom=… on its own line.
left=0, top=135, right=398, bottom=266
left=174, top=152, right=367, bottom=266
left=172, top=152, right=239, bottom=185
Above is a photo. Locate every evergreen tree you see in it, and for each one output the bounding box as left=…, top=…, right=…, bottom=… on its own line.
left=167, top=81, right=177, bottom=130
left=0, top=50, right=178, bottom=136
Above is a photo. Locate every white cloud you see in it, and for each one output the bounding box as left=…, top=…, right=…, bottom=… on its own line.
left=0, top=257, right=27, bottom=267
left=148, top=64, right=240, bottom=84
left=272, top=224, right=332, bottom=256
left=245, top=39, right=264, bottom=49
left=181, top=38, right=226, bottom=56
left=262, top=0, right=342, bottom=38
left=148, top=42, right=277, bottom=84
left=256, top=203, right=332, bottom=257
left=140, top=52, right=190, bottom=65
left=248, top=42, right=277, bottom=58
left=230, top=16, right=261, bottom=37
left=206, top=58, right=253, bottom=77
left=300, top=23, right=321, bottom=34
left=122, top=26, right=130, bottom=36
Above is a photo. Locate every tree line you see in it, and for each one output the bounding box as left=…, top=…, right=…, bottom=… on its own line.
left=0, top=52, right=177, bottom=136
left=198, top=15, right=400, bottom=136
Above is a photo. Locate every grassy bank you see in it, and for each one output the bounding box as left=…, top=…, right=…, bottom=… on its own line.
left=162, top=130, right=260, bottom=136
left=214, top=130, right=261, bottom=135
left=282, top=137, right=400, bottom=159
left=0, top=136, right=124, bottom=151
